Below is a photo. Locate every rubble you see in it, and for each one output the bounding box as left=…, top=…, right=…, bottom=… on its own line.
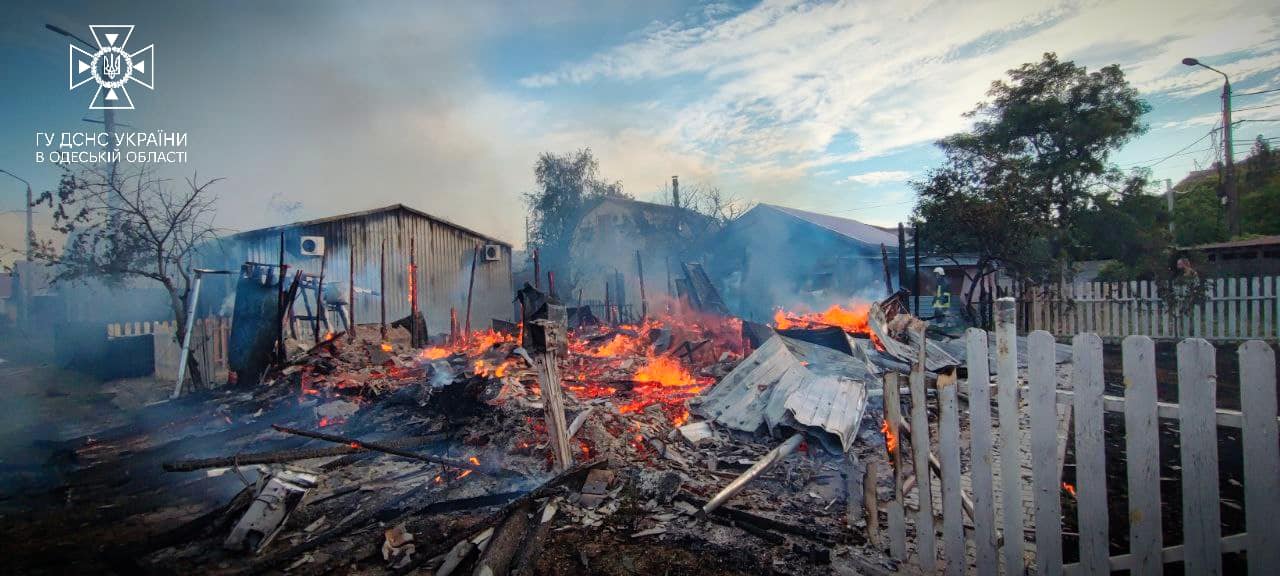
left=7, top=291, right=981, bottom=575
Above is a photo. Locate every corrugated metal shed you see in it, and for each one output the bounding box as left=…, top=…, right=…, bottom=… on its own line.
left=199, top=204, right=513, bottom=335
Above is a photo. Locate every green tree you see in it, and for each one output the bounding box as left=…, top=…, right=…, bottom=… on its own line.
left=523, top=148, right=627, bottom=291
left=913, top=52, right=1150, bottom=321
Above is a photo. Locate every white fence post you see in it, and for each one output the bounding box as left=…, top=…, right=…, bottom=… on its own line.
left=995, top=297, right=1025, bottom=574
left=1123, top=335, right=1162, bottom=575
left=1240, top=340, right=1280, bottom=574
left=1072, top=333, right=1108, bottom=574
left=938, top=369, right=965, bottom=575
left=1177, top=338, right=1222, bottom=575
left=965, top=328, right=998, bottom=575
left=1029, top=331, right=1062, bottom=575
left=909, top=329, right=937, bottom=571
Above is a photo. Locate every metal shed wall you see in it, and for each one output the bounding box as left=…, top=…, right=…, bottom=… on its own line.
left=203, top=206, right=513, bottom=336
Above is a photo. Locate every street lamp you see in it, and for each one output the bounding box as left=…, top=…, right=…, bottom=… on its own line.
left=0, top=169, right=34, bottom=261
left=1182, top=56, right=1237, bottom=237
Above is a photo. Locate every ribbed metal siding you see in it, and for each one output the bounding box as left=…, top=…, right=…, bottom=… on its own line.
left=214, top=208, right=512, bottom=336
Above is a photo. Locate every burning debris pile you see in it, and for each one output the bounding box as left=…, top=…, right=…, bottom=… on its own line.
left=5, top=284, right=1036, bottom=575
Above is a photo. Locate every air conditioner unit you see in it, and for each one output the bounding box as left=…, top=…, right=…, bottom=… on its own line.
left=299, top=236, right=325, bottom=256
left=482, top=244, right=502, bottom=262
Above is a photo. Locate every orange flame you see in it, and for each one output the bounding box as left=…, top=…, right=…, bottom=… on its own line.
left=1062, top=482, right=1077, bottom=498
left=774, top=301, right=872, bottom=334
left=421, top=346, right=450, bottom=360
left=881, top=417, right=897, bottom=454
left=633, top=356, right=697, bottom=388
left=380, top=342, right=393, bottom=352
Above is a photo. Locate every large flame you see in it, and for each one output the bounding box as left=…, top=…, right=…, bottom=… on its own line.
left=774, top=301, right=872, bottom=334
left=881, top=417, right=897, bottom=455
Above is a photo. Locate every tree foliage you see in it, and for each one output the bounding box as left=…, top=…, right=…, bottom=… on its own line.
left=912, top=52, right=1150, bottom=322
left=33, top=163, right=222, bottom=383
left=522, top=148, right=627, bottom=289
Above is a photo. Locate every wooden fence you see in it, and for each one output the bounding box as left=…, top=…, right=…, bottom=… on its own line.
left=154, top=317, right=231, bottom=385
left=881, top=297, right=1279, bottom=574
left=1016, top=276, right=1279, bottom=341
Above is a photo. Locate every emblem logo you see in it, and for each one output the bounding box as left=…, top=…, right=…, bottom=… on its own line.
left=67, top=25, right=154, bottom=110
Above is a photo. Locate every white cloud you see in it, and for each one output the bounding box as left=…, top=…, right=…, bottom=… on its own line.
left=521, top=0, right=1280, bottom=183
left=842, top=170, right=914, bottom=185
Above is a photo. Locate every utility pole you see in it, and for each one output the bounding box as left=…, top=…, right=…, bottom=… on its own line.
left=0, top=170, right=33, bottom=260
left=1166, top=179, right=1175, bottom=236
left=1183, top=57, right=1237, bottom=237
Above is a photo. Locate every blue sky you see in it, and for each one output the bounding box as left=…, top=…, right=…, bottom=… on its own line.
left=2, top=0, right=1278, bottom=258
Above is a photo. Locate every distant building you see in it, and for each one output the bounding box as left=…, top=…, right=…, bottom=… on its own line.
left=1183, top=235, right=1280, bottom=276
left=708, top=204, right=900, bottom=322
left=566, top=197, right=716, bottom=318
left=199, top=204, right=514, bottom=337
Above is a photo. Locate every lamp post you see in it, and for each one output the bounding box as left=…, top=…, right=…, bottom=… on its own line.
left=1182, top=57, right=1237, bottom=237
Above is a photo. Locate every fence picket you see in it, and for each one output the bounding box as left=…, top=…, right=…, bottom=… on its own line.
left=995, top=298, right=1024, bottom=574
left=1123, top=335, right=1162, bottom=575
left=909, top=333, right=937, bottom=571
left=1178, top=338, right=1222, bottom=575
left=1029, top=331, right=1062, bottom=575
left=1239, top=341, right=1280, bottom=574
left=1251, top=277, right=1262, bottom=338
left=884, top=372, right=907, bottom=560
left=1264, top=277, right=1274, bottom=339
left=1227, top=278, right=1238, bottom=337
left=965, top=328, right=998, bottom=575
left=1072, top=333, right=1108, bottom=574
left=938, top=370, right=965, bottom=575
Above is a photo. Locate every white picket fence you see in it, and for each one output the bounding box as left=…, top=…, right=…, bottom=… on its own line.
left=881, top=297, right=1279, bottom=575
left=1018, top=276, right=1279, bottom=341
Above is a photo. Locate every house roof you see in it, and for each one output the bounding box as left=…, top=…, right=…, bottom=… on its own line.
left=754, top=204, right=899, bottom=247
left=1187, top=235, right=1280, bottom=251
left=228, top=203, right=511, bottom=247
left=583, top=196, right=714, bottom=222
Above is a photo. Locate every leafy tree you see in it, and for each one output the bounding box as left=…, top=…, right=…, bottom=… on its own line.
left=913, top=52, right=1150, bottom=322
left=523, top=148, right=627, bottom=291
left=32, top=163, right=222, bottom=385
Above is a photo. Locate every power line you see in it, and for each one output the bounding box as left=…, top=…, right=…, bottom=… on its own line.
left=1235, top=87, right=1280, bottom=97
left=1233, top=103, right=1280, bottom=113
left=1125, top=123, right=1219, bottom=168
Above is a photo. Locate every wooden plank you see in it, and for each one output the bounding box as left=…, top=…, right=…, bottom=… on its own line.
left=965, top=329, right=998, bottom=575
left=1251, top=277, right=1262, bottom=338
left=1178, top=338, right=1222, bottom=575
left=884, top=371, right=907, bottom=561
left=1264, top=277, right=1274, bottom=339
left=1227, top=278, right=1237, bottom=338
left=909, top=330, right=936, bottom=572
left=1192, top=279, right=1203, bottom=338
left=937, top=370, right=964, bottom=575
left=1214, top=278, right=1225, bottom=340
left=995, top=298, right=1024, bottom=574
left=1028, top=331, right=1062, bottom=575
left=1123, top=335, right=1162, bottom=575
left=1240, top=341, right=1279, bottom=574
left=1130, top=280, right=1140, bottom=337
left=1072, top=333, right=1109, bottom=575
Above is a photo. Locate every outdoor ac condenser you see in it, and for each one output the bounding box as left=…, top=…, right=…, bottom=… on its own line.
left=299, top=236, right=325, bottom=256
left=483, top=244, right=502, bottom=262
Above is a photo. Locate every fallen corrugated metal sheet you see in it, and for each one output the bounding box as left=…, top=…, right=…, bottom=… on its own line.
left=867, top=304, right=960, bottom=372
left=693, top=334, right=870, bottom=453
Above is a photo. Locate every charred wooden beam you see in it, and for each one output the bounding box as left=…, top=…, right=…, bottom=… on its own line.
left=269, top=425, right=510, bottom=476
left=161, top=434, right=445, bottom=472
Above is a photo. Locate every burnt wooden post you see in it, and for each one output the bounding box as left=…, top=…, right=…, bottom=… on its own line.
left=636, top=250, right=648, bottom=318
left=465, top=243, right=480, bottom=337
left=604, top=278, right=612, bottom=325
left=347, top=240, right=356, bottom=341
left=518, top=284, right=571, bottom=471
left=879, top=243, right=893, bottom=296
left=316, top=249, right=327, bottom=340
left=276, top=232, right=287, bottom=361
left=409, top=237, right=419, bottom=346
left=532, top=248, right=541, bottom=290
left=379, top=238, right=387, bottom=341
left=547, top=271, right=556, bottom=299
